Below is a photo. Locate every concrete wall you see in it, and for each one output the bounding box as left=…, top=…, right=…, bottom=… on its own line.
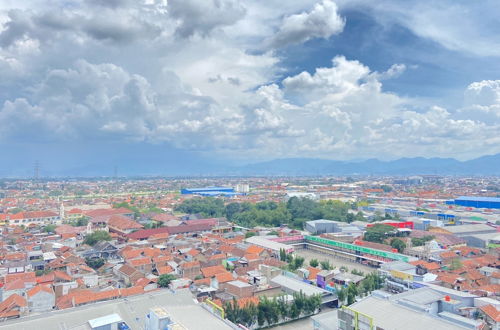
left=29, top=291, right=55, bottom=312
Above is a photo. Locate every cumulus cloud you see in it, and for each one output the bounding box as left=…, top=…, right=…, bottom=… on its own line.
left=0, top=0, right=498, bottom=162
left=268, top=0, right=345, bottom=48
left=168, top=0, right=246, bottom=38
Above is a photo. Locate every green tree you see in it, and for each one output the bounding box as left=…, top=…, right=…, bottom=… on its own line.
left=449, top=258, right=463, bottom=271
left=174, top=197, right=225, bottom=217
left=158, top=274, right=176, bottom=287
left=364, top=224, right=395, bottom=243
left=84, top=230, right=111, bottom=246
left=43, top=224, right=57, bottom=233
left=279, top=248, right=287, bottom=262
left=390, top=238, right=406, bottom=253
left=85, top=257, right=105, bottom=270
left=411, top=235, right=435, bottom=246
left=309, top=259, right=319, bottom=268
left=245, top=231, right=257, bottom=238
left=346, top=283, right=358, bottom=305
left=337, top=286, right=346, bottom=306
left=380, top=185, right=393, bottom=192
left=76, top=217, right=89, bottom=226
left=225, top=202, right=242, bottom=220
left=320, top=260, right=332, bottom=270
left=351, top=269, right=364, bottom=276
left=288, top=256, right=305, bottom=271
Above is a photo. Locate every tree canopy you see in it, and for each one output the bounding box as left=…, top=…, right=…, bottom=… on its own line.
left=85, top=257, right=105, bottom=270
left=363, top=224, right=395, bottom=243
left=84, top=230, right=111, bottom=246
left=175, top=196, right=365, bottom=229
left=158, top=274, right=176, bottom=287
left=390, top=238, right=406, bottom=253
left=158, top=274, right=179, bottom=288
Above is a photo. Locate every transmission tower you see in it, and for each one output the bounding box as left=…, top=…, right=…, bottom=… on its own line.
left=34, top=161, right=40, bottom=181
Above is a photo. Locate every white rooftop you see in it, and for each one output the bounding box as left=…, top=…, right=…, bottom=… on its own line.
left=88, top=313, right=122, bottom=328
left=350, top=296, right=467, bottom=330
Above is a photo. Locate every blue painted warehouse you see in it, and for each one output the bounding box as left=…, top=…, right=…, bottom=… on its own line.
left=181, top=187, right=240, bottom=196
left=452, top=196, right=500, bottom=209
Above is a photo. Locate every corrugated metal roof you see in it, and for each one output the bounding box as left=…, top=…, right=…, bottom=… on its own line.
left=456, top=196, right=500, bottom=202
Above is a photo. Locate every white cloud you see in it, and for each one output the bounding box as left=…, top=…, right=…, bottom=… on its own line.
left=337, top=0, right=500, bottom=57
left=0, top=0, right=498, bottom=162
left=268, top=0, right=345, bottom=48
left=168, top=0, right=246, bottom=38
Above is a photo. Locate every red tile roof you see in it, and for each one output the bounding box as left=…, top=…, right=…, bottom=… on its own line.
left=127, top=223, right=213, bottom=240
left=128, top=257, right=152, bottom=267
left=27, top=285, right=54, bottom=298
left=215, top=272, right=234, bottom=283
left=84, top=208, right=132, bottom=217
left=108, top=215, right=143, bottom=231
left=180, top=261, right=200, bottom=269
left=0, top=293, right=26, bottom=318
left=480, top=304, right=500, bottom=322
left=201, top=265, right=227, bottom=278
left=246, top=245, right=265, bottom=255
left=4, top=272, right=35, bottom=284
left=120, top=286, right=144, bottom=297
left=4, top=279, right=25, bottom=291
left=157, top=265, right=174, bottom=275
left=308, top=267, right=321, bottom=280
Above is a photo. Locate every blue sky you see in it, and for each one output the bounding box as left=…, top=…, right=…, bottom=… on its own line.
left=0, top=0, right=499, bottom=175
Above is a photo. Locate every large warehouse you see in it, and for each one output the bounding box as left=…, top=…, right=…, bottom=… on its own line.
left=180, top=187, right=240, bottom=196
left=451, top=196, right=500, bottom=209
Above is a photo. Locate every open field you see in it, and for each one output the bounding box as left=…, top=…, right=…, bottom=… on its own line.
left=295, top=248, right=377, bottom=274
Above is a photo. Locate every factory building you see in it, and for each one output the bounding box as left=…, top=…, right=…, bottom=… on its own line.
left=450, top=196, right=500, bottom=209
left=305, top=219, right=363, bottom=236
left=180, top=187, right=242, bottom=197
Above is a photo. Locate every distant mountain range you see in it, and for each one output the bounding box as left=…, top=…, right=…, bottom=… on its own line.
left=233, top=154, right=500, bottom=176
left=0, top=141, right=498, bottom=177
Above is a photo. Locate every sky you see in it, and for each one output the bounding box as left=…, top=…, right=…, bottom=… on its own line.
left=0, top=0, right=499, bottom=175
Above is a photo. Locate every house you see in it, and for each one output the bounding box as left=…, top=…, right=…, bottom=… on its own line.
left=136, top=278, right=158, bottom=292
left=480, top=304, right=500, bottom=330
left=128, top=257, right=153, bottom=274
left=116, top=264, right=144, bottom=286
left=210, top=272, right=234, bottom=290
left=81, top=241, right=119, bottom=260
left=152, top=214, right=180, bottom=226
left=1, top=280, right=27, bottom=302
left=26, top=285, right=55, bottom=312
left=107, top=215, right=143, bottom=235
left=225, top=280, right=253, bottom=298
left=201, top=265, right=227, bottom=278
left=156, top=265, right=174, bottom=276
left=84, top=208, right=134, bottom=218
left=3, top=211, right=60, bottom=227
left=0, top=293, right=27, bottom=319
left=179, top=261, right=201, bottom=280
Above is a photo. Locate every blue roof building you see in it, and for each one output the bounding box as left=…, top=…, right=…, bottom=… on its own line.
left=453, top=196, right=500, bottom=209
left=181, top=187, right=242, bottom=196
